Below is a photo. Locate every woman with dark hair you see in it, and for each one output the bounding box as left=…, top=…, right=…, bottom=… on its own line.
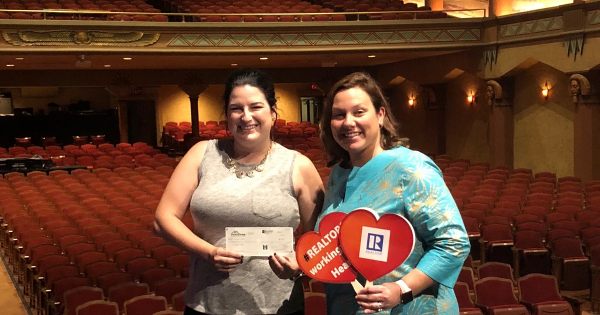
left=154, top=68, right=323, bottom=315
left=319, top=72, right=470, bottom=314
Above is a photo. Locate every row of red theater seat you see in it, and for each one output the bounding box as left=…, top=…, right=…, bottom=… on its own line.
left=161, top=121, right=330, bottom=180
left=0, top=162, right=329, bottom=314
left=434, top=155, right=600, bottom=312
left=0, top=142, right=178, bottom=170
left=0, top=0, right=169, bottom=21
left=0, top=152, right=593, bottom=314
left=0, top=0, right=158, bottom=11
left=455, top=262, right=584, bottom=314
left=167, top=0, right=447, bottom=22
left=0, top=166, right=189, bottom=314
left=162, top=120, right=319, bottom=138
left=164, top=119, right=317, bottom=130
left=471, top=219, right=600, bottom=288
left=0, top=0, right=448, bottom=22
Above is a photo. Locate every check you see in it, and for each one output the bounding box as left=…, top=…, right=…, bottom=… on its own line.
left=225, top=227, right=294, bottom=257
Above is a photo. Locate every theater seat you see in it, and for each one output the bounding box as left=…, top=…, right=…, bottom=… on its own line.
left=474, top=277, right=529, bottom=315
left=518, top=273, right=577, bottom=315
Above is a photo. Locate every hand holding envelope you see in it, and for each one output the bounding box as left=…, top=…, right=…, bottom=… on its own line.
left=295, top=208, right=415, bottom=292
left=209, top=246, right=244, bottom=272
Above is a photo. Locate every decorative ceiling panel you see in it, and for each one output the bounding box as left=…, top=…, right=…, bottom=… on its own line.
left=500, top=16, right=563, bottom=38
left=166, top=29, right=481, bottom=48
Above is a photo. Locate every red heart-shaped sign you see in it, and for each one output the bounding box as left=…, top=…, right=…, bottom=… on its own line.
left=339, top=208, right=414, bottom=281
left=296, top=212, right=357, bottom=283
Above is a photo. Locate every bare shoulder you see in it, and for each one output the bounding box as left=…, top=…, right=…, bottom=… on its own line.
left=292, top=150, right=322, bottom=190
left=174, top=140, right=211, bottom=171
left=293, top=150, right=318, bottom=174
left=187, top=140, right=211, bottom=155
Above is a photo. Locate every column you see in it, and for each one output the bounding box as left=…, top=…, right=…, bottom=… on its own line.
left=487, top=80, right=513, bottom=168
left=425, top=85, right=445, bottom=155
left=179, top=83, right=208, bottom=141
left=424, top=0, right=443, bottom=11
left=489, top=0, right=514, bottom=17
left=105, top=85, right=133, bottom=143
left=572, top=74, right=600, bottom=180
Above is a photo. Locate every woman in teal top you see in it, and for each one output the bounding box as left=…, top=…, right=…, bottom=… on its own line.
left=318, top=72, right=470, bottom=314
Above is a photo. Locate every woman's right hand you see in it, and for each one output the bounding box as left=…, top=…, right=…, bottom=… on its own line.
left=209, top=247, right=243, bottom=272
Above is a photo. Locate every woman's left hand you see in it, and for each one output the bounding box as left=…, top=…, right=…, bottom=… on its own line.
left=355, top=282, right=402, bottom=313
left=268, top=253, right=301, bottom=280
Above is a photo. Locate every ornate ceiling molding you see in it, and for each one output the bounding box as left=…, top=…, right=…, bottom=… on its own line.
left=499, top=16, right=563, bottom=38
left=2, top=30, right=160, bottom=46
left=587, top=9, right=600, bottom=25
left=166, top=29, right=481, bottom=48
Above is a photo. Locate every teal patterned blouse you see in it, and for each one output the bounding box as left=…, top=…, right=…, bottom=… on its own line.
left=318, top=146, right=470, bottom=315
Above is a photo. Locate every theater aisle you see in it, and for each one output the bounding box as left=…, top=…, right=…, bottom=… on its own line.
left=0, top=259, right=27, bottom=315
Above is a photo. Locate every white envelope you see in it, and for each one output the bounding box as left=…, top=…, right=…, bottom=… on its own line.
left=225, top=227, right=294, bottom=257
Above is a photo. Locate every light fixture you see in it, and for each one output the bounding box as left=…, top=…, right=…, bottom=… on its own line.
left=122, top=57, right=133, bottom=61
left=259, top=57, right=268, bottom=61
left=541, top=81, right=550, bottom=100
left=230, top=63, right=238, bottom=67
left=103, top=64, right=111, bottom=68
left=5, top=64, right=15, bottom=67
left=408, top=94, right=416, bottom=108
left=368, top=55, right=376, bottom=58
left=467, top=90, right=475, bottom=105
left=15, top=57, right=24, bottom=60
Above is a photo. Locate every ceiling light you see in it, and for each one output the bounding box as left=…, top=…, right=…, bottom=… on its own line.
left=6, top=64, right=14, bottom=67
left=104, top=64, right=111, bottom=68
left=122, top=57, right=133, bottom=61
left=231, top=63, right=238, bottom=66
left=259, top=57, right=268, bottom=60
left=15, top=57, right=24, bottom=60
left=368, top=55, right=376, bottom=58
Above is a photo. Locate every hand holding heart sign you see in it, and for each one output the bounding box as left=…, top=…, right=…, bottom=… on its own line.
left=296, top=208, right=415, bottom=292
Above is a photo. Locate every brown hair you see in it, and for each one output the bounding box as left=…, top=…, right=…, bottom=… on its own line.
left=319, top=72, right=401, bottom=166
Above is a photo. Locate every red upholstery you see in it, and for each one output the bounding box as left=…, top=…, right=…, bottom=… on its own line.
left=474, top=277, right=529, bottom=315
left=518, top=273, right=574, bottom=315
left=455, top=281, right=484, bottom=314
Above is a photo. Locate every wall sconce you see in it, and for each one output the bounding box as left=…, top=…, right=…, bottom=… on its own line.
left=408, top=94, right=416, bottom=108
left=541, top=81, right=550, bottom=100
left=467, top=91, right=475, bottom=105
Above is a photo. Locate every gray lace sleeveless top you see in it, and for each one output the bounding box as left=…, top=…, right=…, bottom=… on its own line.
left=186, top=139, right=303, bottom=314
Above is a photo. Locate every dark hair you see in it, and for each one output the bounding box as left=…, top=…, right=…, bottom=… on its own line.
left=319, top=72, right=401, bottom=166
left=223, top=68, right=277, bottom=114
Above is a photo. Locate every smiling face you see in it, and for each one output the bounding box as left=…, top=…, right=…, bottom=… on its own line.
left=227, top=84, right=275, bottom=147
left=330, top=87, right=385, bottom=166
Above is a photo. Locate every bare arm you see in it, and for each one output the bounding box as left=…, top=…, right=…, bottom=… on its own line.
left=154, top=141, right=242, bottom=270
left=270, top=152, right=324, bottom=279
left=293, top=153, right=324, bottom=234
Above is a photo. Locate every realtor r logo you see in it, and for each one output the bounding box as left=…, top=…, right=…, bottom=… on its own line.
left=366, top=233, right=384, bottom=252
left=359, top=227, right=390, bottom=262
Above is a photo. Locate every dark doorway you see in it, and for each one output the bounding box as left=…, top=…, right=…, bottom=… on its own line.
left=300, top=96, right=321, bottom=124
left=127, top=100, right=156, bottom=146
